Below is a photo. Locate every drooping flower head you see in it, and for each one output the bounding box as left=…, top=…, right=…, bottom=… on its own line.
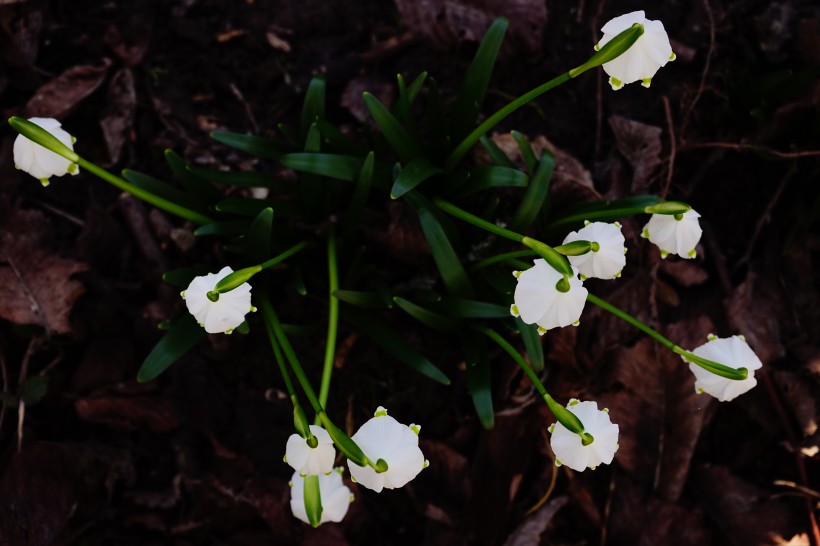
left=689, top=335, right=762, bottom=402
left=511, top=260, right=588, bottom=335
left=562, top=221, right=627, bottom=280
left=182, top=266, right=253, bottom=334
left=347, top=406, right=427, bottom=493
left=285, top=425, right=336, bottom=476
left=13, top=117, right=79, bottom=186
left=549, top=400, right=619, bottom=472
left=289, top=468, right=353, bottom=525
left=641, top=209, right=702, bottom=259
left=597, top=11, right=675, bottom=90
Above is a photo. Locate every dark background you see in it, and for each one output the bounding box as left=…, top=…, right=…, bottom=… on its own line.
left=0, top=0, right=818, bottom=544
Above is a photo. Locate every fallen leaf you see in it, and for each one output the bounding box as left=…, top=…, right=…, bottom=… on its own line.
left=104, top=22, right=152, bottom=66
left=341, top=74, right=394, bottom=123
left=660, top=259, right=709, bottom=286
left=502, top=496, right=567, bottom=546
left=0, top=6, right=42, bottom=67
left=24, top=58, right=112, bottom=119
left=726, top=272, right=786, bottom=365
left=608, top=115, right=663, bottom=193
left=75, top=395, right=181, bottom=432
left=100, top=67, right=137, bottom=164
left=773, top=371, right=818, bottom=437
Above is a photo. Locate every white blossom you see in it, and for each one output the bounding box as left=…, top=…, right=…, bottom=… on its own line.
left=597, top=11, right=675, bottom=90
left=285, top=425, right=336, bottom=476
left=289, top=468, right=353, bottom=525
left=13, top=117, right=79, bottom=186
left=511, top=260, right=588, bottom=334
left=181, top=266, right=253, bottom=334
left=641, top=209, right=702, bottom=259
left=549, top=400, right=619, bottom=472
left=347, top=406, right=427, bottom=493
left=689, top=335, right=762, bottom=402
left=563, top=221, right=627, bottom=280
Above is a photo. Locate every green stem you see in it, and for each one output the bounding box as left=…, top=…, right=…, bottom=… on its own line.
left=586, top=293, right=748, bottom=380
left=546, top=205, right=648, bottom=233
left=77, top=158, right=213, bottom=225
left=471, top=249, right=536, bottom=271
left=318, top=227, right=340, bottom=412
left=259, top=241, right=310, bottom=270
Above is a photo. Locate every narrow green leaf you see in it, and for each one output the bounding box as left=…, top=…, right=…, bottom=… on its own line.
left=280, top=153, right=362, bottom=181
left=546, top=194, right=663, bottom=233
left=511, top=131, right=537, bottom=174
left=316, top=119, right=362, bottom=155
left=510, top=150, right=555, bottom=232
left=451, top=17, right=509, bottom=141
left=209, top=131, right=288, bottom=161
left=479, top=135, right=514, bottom=168
left=426, top=78, right=448, bottom=160
left=138, top=314, right=207, bottom=382
left=390, top=157, right=443, bottom=199
left=334, top=289, right=391, bottom=309
left=291, top=266, right=307, bottom=296
left=304, top=475, right=323, bottom=528
left=395, top=72, right=426, bottom=130
left=363, top=92, right=423, bottom=162
left=299, top=123, right=323, bottom=212
left=406, top=72, right=428, bottom=103
left=394, top=297, right=459, bottom=331
left=436, top=297, right=510, bottom=318
left=121, top=169, right=191, bottom=208
left=342, top=152, right=375, bottom=244
left=516, top=317, right=544, bottom=372
left=164, top=150, right=223, bottom=203
left=300, top=75, right=326, bottom=142
left=451, top=166, right=528, bottom=199
left=244, top=207, right=274, bottom=263
left=342, top=307, right=450, bottom=385
left=186, top=165, right=288, bottom=189
left=163, top=266, right=213, bottom=288
left=461, top=331, right=494, bottom=429
left=215, top=198, right=272, bottom=216
left=194, top=219, right=251, bottom=236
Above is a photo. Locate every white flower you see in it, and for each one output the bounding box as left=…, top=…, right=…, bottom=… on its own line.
left=289, top=468, right=353, bottom=525
left=285, top=425, right=336, bottom=476
left=562, top=221, right=627, bottom=280
left=13, top=117, right=79, bottom=186
left=549, top=400, right=619, bottom=472
left=181, top=266, right=253, bottom=334
left=641, top=209, right=702, bottom=259
left=597, top=11, right=675, bottom=90
left=510, top=260, right=588, bottom=334
left=689, top=335, right=762, bottom=402
left=347, top=406, right=427, bottom=493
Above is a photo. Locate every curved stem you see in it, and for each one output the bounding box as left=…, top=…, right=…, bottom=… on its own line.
left=433, top=197, right=523, bottom=243
left=318, top=227, right=339, bottom=411
left=471, top=249, right=536, bottom=271
left=586, top=293, right=748, bottom=380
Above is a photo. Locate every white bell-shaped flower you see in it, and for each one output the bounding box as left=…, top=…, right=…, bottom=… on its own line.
left=285, top=425, right=336, bottom=476
left=689, top=335, right=762, bottom=402
left=511, top=260, right=588, bottom=334
left=347, top=406, right=427, bottom=493
left=641, top=209, right=702, bottom=259
left=562, top=221, right=627, bottom=280
left=549, top=400, right=619, bottom=472
left=13, top=117, right=79, bottom=186
left=182, top=266, right=253, bottom=334
left=597, top=11, right=675, bottom=90
left=289, top=468, right=353, bottom=525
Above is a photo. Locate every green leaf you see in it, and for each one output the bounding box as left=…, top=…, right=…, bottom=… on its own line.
left=451, top=17, right=509, bottom=141
left=280, top=153, right=362, bottom=181
left=19, top=376, right=47, bottom=404
left=511, top=131, right=537, bottom=174
left=435, top=297, right=510, bottom=318
left=186, top=165, right=288, bottom=189
left=303, top=474, right=323, bottom=528
left=121, top=169, right=191, bottom=207
left=426, top=78, right=448, bottom=159
left=315, top=119, right=362, bottom=155
left=209, top=131, right=288, bottom=161
left=215, top=198, right=272, bottom=216
left=334, top=290, right=391, bottom=309
left=342, top=152, right=375, bottom=244
left=243, top=207, right=274, bottom=263
left=479, top=135, right=514, bottom=168
left=510, top=150, right=555, bottom=232
left=300, top=75, right=326, bottom=142
left=342, top=307, right=450, bottom=385
left=298, top=123, right=323, bottom=212
left=516, top=317, right=544, bottom=372
left=394, top=297, right=459, bottom=331
left=451, top=166, right=528, bottom=199
left=163, top=266, right=213, bottom=287
left=138, top=314, right=207, bottom=382
left=164, top=150, right=223, bottom=203
left=546, top=194, right=663, bottom=233
left=395, top=72, right=427, bottom=130
left=194, top=219, right=251, bottom=236
left=390, top=157, right=443, bottom=199
left=363, top=92, right=423, bottom=162
left=461, top=331, right=494, bottom=429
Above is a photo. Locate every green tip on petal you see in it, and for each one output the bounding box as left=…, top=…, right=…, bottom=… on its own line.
left=71, top=135, right=77, bottom=144
left=423, top=459, right=430, bottom=469
left=707, top=333, right=717, bottom=341
left=512, top=270, right=521, bottom=278
left=609, top=77, right=624, bottom=90
left=410, top=424, right=421, bottom=436
left=250, top=305, right=257, bottom=312
left=67, top=163, right=78, bottom=174
left=39, top=178, right=50, bottom=187
left=615, top=221, right=622, bottom=229
left=603, top=408, right=609, bottom=413
left=613, top=271, right=622, bottom=279
left=283, top=455, right=288, bottom=463
left=548, top=423, right=555, bottom=433
left=180, top=291, right=186, bottom=298
left=568, top=399, right=579, bottom=407
left=572, top=320, right=580, bottom=326
left=641, top=228, right=649, bottom=239
left=580, top=274, right=588, bottom=281
left=584, top=220, right=591, bottom=226
left=660, top=250, right=669, bottom=259
left=350, top=475, right=357, bottom=483
left=739, top=334, right=746, bottom=342
left=349, top=494, right=355, bottom=503
left=555, top=460, right=563, bottom=467
left=510, top=304, right=520, bottom=318
left=669, top=52, right=676, bottom=61
left=594, top=43, right=601, bottom=51
left=225, top=328, right=233, bottom=335
left=696, top=387, right=704, bottom=394
left=374, top=406, right=388, bottom=417
left=537, top=326, right=547, bottom=336
left=641, top=78, right=652, bottom=88
left=688, top=249, right=697, bottom=258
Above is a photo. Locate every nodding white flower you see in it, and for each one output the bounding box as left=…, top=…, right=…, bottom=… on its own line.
left=510, top=260, right=588, bottom=335
left=181, top=266, right=253, bottom=334
left=689, top=335, right=762, bottom=402
left=641, top=210, right=702, bottom=259
left=549, top=400, right=619, bottom=472
left=347, top=406, right=427, bottom=493
left=13, top=117, right=79, bottom=186
left=597, top=11, right=675, bottom=90
left=285, top=425, right=336, bottom=476
left=563, top=221, right=627, bottom=280
left=289, top=468, right=353, bottom=525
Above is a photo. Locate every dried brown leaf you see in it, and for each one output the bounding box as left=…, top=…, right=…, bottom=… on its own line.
left=100, top=67, right=136, bottom=164
left=75, top=395, right=181, bottom=432
left=660, top=259, right=709, bottom=287
left=502, top=496, right=567, bottom=546
left=726, top=272, right=786, bottom=365
left=609, top=115, right=663, bottom=193
left=24, top=58, right=112, bottom=119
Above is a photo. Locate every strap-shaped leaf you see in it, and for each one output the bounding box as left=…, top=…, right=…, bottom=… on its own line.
left=194, top=219, right=251, bottom=236
left=546, top=194, right=663, bottom=233
left=164, top=150, right=224, bottom=203
left=451, top=17, right=509, bottom=141
left=299, top=123, right=323, bottom=212
left=300, top=75, right=326, bottom=142
left=342, top=307, right=450, bottom=385
left=461, top=331, right=494, bottom=429
left=510, top=150, right=555, bottom=232
left=244, top=207, right=274, bottom=263
left=390, top=157, right=443, bottom=199
left=479, top=135, right=514, bottom=168
left=435, top=297, right=510, bottom=318
left=121, top=169, right=192, bottom=208
left=450, top=165, right=528, bottom=199
left=511, top=131, right=538, bottom=175
left=316, top=119, right=362, bottom=155
left=138, top=314, right=207, bottom=382
left=215, top=198, right=271, bottom=216
left=334, top=289, right=392, bottom=309
left=426, top=78, right=448, bottom=160
left=394, top=297, right=459, bottom=331
left=342, top=152, right=375, bottom=244
left=163, top=266, right=213, bottom=288
left=186, top=165, right=288, bottom=190
left=516, top=317, right=544, bottom=372
left=395, top=72, right=427, bottom=131
left=280, top=153, right=362, bottom=181
left=363, top=92, right=423, bottom=162
left=209, top=131, right=288, bottom=161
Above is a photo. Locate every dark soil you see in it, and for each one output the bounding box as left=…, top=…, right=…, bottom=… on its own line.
left=1, top=0, right=819, bottom=545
